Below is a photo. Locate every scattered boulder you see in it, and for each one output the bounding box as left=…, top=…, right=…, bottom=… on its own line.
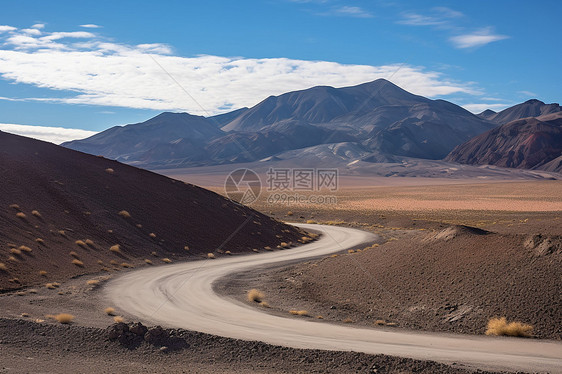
left=524, top=234, right=562, bottom=256
left=107, top=322, right=188, bottom=351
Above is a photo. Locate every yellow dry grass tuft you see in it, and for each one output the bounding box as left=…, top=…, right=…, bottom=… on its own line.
left=485, top=317, right=533, bottom=337
left=97, top=260, right=104, bottom=265
left=39, top=270, right=48, bottom=276
left=343, top=318, right=354, bottom=323
left=109, top=244, right=120, bottom=253
left=109, top=260, right=118, bottom=265
left=264, top=246, right=272, bottom=251
left=207, top=253, right=216, bottom=259
left=113, top=316, right=124, bottom=323
left=69, top=251, right=79, bottom=258
left=280, top=242, right=289, bottom=248
left=247, top=289, right=264, bottom=303
left=225, top=250, right=232, bottom=255
left=316, top=315, right=324, bottom=319
left=16, top=212, right=26, bottom=219
left=289, top=310, right=309, bottom=316
left=374, top=320, right=386, bottom=326
left=45, top=283, right=58, bottom=289
left=9, top=204, right=20, bottom=210
left=287, top=211, right=294, bottom=216
left=85, top=239, right=95, bottom=247
left=162, top=258, right=172, bottom=263
left=259, top=301, right=270, bottom=308
left=18, top=246, right=31, bottom=254
left=104, top=307, right=115, bottom=315
left=120, top=262, right=133, bottom=268
left=75, top=240, right=87, bottom=248
left=10, top=248, right=21, bottom=255
left=306, top=220, right=317, bottom=224
left=184, top=245, right=190, bottom=251
left=149, top=233, right=156, bottom=238
left=7, top=256, right=17, bottom=262
left=144, top=259, right=153, bottom=265
left=53, top=313, right=74, bottom=324
left=118, top=210, right=131, bottom=218
left=86, top=279, right=100, bottom=285
left=35, top=238, right=45, bottom=245
left=0, top=262, right=7, bottom=271
left=105, top=168, right=114, bottom=174
left=31, top=210, right=41, bottom=218
left=71, top=259, right=84, bottom=267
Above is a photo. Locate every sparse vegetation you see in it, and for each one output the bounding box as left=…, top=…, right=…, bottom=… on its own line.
left=118, top=210, right=131, bottom=218
left=10, top=248, right=21, bottom=255
left=31, top=210, right=41, bottom=218
left=184, top=245, right=190, bottom=251
left=109, top=260, right=118, bottom=265
left=97, top=260, right=104, bottom=265
left=105, top=168, right=114, bottom=174
left=375, top=320, right=386, bottom=326
left=120, top=262, right=133, bottom=268
left=0, top=262, right=7, bottom=271
left=247, top=289, right=265, bottom=303
left=86, top=279, right=100, bottom=285
left=287, top=211, right=294, bottom=216
left=144, top=259, right=153, bottom=265
left=9, top=204, right=20, bottom=210
left=35, top=238, right=45, bottom=245
left=109, top=244, right=120, bottom=253
left=69, top=251, right=79, bottom=258
left=52, top=313, right=74, bottom=324
left=113, top=316, right=124, bottom=323
left=19, top=245, right=32, bottom=253
left=306, top=220, right=317, bottom=224
left=225, top=250, right=232, bottom=255
left=149, top=233, right=156, bottom=238
left=104, top=307, right=115, bottom=315
left=280, top=242, right=289, bottom=248
left=75, top=240, right=87, bottom=248
left=162, top=258, right=172, bottom=263
left=264, top=246, right=272, bottom=251
left=85, top=239, right=95, bottom=247
left=485, top=317, right=533, bottom=337
left=71, top=259, right=84, bottom=267
left=16, top=212, right=27, bottom=219
left=343, top=318, right=354, bottom=323
left=289, top=310, right=309, bottom=316
left=39, top=270, right=48, bottom=276
left=260, top=301, right=270, bottom=308
left=207, top=253, right=216, bottom=259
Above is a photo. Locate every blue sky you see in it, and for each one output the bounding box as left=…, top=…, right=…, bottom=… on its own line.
left=0, top=0, right=560, bottom=142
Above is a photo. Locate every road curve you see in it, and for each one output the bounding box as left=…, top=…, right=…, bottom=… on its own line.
left=107, top=224, right=562, bottom=373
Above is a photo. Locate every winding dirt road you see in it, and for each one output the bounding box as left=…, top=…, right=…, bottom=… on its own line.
left=107, top=224, right=562, bottom=373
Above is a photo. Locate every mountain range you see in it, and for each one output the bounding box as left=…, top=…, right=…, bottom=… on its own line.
left=63, top=79, right=561, bottom=174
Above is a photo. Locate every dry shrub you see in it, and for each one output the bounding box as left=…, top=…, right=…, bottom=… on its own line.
left=39, top=270, right=47, bottom=276
left=28, top=289, right=38, bottom=294
left=85, top=239, right=95, bottom=247
left=343, top=318, right=354, bottom=323
left=162, top=258, right=172, bottom=263
left=113, top=316, right=124, bottom=323
left=247, top=289, right=264, bottom=303
left=485, top=317, right=533, bottom=337
left=120, top=262, right=132, bottom=268
left=347, top=249, right=355, bottom=254
left=31, top=210, right=41, bottom=218
left=109, top=260, right=118, bottom=265
left=144, top=259, right=153, bottom=265
left=19, top=245, right=32, bottom=253
left=118, top=210, right=131, bottom=218
left=7, top=256, right=17, bottom=262
left=264, top=246, right=272, bottom=251
left=105, top=168, right=114, bottom=174
left=280, top=242, right=289, bottom=248
left=35, top=238, right=45, bottom=245
left=69, top=251, right=79, bottom=258
left=136, top=223, right=142, bottom=228
left=316, top=315, right=324, bottom=319
left=53, top=313, right=74, bottom=324
left=16, top=291, right=27, bottom=296
left=252, top=248, right=259, bottom=253
left=151, top=251, right=158, bottom=256
left=71, top=259, right=84, bottom=267
left=10, top=248, right=21, bottom=255
left=97, top=260, right=104, bottom=265
left=287, top=211, right=294, bottom=216
left=225, top=250, right=232, bottom=255
left=207, top=253, right=216, bottom=259
left=0, top=262, right=7, bottom=271
left=306, top=220, right=317, bottom=224
left=16, top=212, right=26, bottom=220
left=375, top=320, right=386, bottom=326
left=184, top=245, right=190, bottom=251
left=58, top=230, right=66, bottom=237
left=9, top=204, right=20, bottom=210
left=75, top=240, right=87, bottom=248
left=86, top=279, right=100, bottom=285
left=149, top=233, right=156, bottom=238
left=290, top=310, right=309, bottom=316
left=260, top=301, right=270, bottom=308
left=21, top=313, right=30, bottom=318
left=309, top=233, right=319, bottom=239
left=109, top=244, right=120, bottom=253
left=104, top=307, right=115, bottom=315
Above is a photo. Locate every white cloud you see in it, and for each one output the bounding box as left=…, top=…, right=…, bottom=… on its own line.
left=0, top=123, right=97, bottom=144
left=462, top=103, right=512, bottom=113
left=518, top=90, right=537, bottom=97
left=0, top=25, right=17, bottom=33
left=0, top=24, right=481, bottom=115
left=22, top=28, right=42, bottom=36
left=332, top=6, right=373, bottom=18
left=450, top=28, right=509, bottom=49
left=398, top=12, right=447, bottom=26
left=80, top=24, right=102, bottom=28
left=31, top=23, right=45, bottom=29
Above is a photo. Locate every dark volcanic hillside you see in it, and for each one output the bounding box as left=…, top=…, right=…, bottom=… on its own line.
left=446, top=112, right=562, bottom=172
left=480, top=99, right=562, bottom=125
left=0, top=131, right=306, bottom=291
left=64, top=79, right=496, bottom=168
